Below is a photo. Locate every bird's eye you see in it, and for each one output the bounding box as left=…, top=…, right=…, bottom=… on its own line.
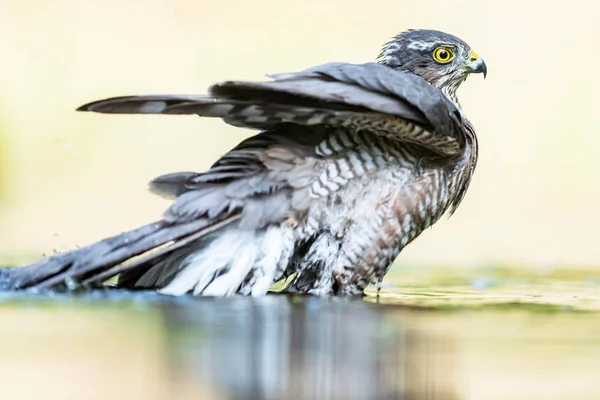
left=432, top=47, right=455, bottom=64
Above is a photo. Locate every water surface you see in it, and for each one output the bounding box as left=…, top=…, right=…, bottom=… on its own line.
left=1, top=267, right=599, bottom=400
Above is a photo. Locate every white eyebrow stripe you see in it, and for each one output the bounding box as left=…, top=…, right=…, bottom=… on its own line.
left=407, top=41, right=458, bottom=51
left=407, top=41, right=438, bottom=50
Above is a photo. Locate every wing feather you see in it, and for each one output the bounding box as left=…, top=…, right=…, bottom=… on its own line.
left=77, top=63, right=467, bottom=156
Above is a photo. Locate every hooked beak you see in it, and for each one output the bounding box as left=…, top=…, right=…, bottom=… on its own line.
left=465, top=50, right=487, bottom=78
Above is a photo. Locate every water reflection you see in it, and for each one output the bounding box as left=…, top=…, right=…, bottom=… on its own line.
left=159, top=295, right=460, bottom=400
left=0, top=290, right=459, bottom=399
left=2, top=288, right=600, bottom=400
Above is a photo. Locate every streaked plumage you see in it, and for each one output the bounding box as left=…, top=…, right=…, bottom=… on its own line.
left=0, top=29, right=486, bottom=296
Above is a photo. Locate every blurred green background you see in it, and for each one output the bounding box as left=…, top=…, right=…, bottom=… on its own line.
left=0, top=0, right=598, bottom=271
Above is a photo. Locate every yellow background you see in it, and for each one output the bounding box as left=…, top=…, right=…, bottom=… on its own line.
left=0, top=0, right=598, bottom=269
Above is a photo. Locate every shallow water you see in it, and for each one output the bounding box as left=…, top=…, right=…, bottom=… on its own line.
left=1, top=267, right=599, bottom=400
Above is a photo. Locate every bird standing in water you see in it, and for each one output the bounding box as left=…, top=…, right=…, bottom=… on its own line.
left=0, top=29, right=486, bottom=296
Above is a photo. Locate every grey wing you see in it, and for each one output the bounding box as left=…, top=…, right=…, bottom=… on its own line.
left=153, top=130, right=321, bottom=225
left=78, top=63, right=466, bottom=156
left=116, top=128, right=323, bottom=290
left=2, top=128, right=322, bottom=293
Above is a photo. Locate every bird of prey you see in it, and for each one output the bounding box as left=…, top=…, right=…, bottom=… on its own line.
left=0, top=29, right=486, bottom=296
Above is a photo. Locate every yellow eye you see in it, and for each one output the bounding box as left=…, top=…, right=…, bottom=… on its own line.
left=432, top=47, right=455, bottom=63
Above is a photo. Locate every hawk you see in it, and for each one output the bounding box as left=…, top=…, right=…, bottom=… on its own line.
left=0, top=29, right=486, bottom=296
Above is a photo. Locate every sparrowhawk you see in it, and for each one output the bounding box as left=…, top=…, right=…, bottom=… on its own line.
left=0, top=29, right=487, bottom=296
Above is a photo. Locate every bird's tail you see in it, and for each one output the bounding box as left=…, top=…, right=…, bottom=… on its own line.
left=0, top=216, right=238, bottom=293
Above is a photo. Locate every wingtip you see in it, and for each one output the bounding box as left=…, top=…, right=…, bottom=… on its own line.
left=75, top=96, right=138, bottom=113
left=75, top=98, right=112, bottom=112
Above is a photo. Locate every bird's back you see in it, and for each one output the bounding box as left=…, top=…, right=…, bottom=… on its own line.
left=123, top=121, right=475, bottom=296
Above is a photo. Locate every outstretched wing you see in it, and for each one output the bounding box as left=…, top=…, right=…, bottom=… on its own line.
left=78, top=63, right=467, bottom=156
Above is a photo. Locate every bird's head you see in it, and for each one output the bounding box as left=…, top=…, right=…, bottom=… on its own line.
left=378, top=29, right=486, bottom=105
